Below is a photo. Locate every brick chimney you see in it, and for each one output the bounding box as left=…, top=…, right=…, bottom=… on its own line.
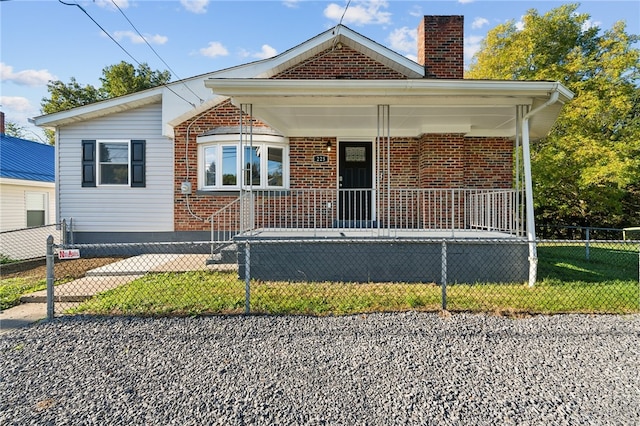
left=417, top=15, right=464, bottom=79
left=0, top=111, right=5, bottom=134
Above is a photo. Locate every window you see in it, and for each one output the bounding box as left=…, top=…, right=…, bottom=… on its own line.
left=99, top=141, right=129, bottom=185
left=81, top=140, right=145, bottom=187
left=198, top=135, right=288, bottom=190
left=26, top=192, right=47, bottom=227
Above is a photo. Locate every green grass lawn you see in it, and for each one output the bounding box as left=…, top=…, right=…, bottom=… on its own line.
left=0, top=277, right=47, bottom=310
left=67, top=243, right=639, bottom=316
left=7, top=242, right=636, bottom=316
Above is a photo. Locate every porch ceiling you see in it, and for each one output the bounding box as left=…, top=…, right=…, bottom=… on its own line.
left=205, top=79, right=573, bottom=139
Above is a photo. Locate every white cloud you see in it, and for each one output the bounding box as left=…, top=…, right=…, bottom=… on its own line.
left=465, top=35, right=484, bottom=63
left=282, top=0, right=300, bottom=8
left=199, top=41, right=229, bottom=58
left=113, top=30, right=168, bottom=45
left=253, top=45, right=278, bottom=60
left=95, top=0, right=130, bottom=10
left=181, top=0, right=209, bottom=14
left=0, top=96, right=32, bottom=112
left=388, top=27, right=417, bottom=54
left=324, top=0, right=391, bottom=26
left=408, top=5, right=423, bottom=18
left=458, top=0, right=474, bottom=4
left=0, top=63, right=56, bottom=87
left=582, top=19, right=601, bottom=31
left=471, top=17, right=489, bottom=30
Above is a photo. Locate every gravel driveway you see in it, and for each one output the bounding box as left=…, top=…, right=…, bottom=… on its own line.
left=1, top=312, right=639, bottom=425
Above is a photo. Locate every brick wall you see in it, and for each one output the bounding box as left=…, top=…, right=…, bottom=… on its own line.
left=274, top=45, right=408, bottom=79
left=173, top=100, right=272, bottom=231
left=417, top=15, right=464, bottom=79
left=418, top=134, right=512, bottom=189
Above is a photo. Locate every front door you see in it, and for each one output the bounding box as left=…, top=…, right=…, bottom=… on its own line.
left=338, top=141, right=373, bottom=226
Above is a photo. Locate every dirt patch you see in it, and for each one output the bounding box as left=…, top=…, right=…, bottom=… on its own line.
left=1, top=258, right=125, bottom=281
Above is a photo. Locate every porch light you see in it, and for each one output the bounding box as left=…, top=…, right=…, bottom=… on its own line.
left=326, top=141, right=332, bottom=152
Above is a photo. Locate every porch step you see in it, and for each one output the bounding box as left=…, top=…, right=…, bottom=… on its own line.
left=206, top=243, right=237, bottom=265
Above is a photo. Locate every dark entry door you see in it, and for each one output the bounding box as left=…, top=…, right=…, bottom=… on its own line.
left=338, top=141, right=373, bottom=226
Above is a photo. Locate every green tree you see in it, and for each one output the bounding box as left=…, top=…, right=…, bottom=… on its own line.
left=4, top=120, right=26, bottom=138
left=99, top=62, right=171, bottom=98
left=40, top=62, right=171, bottom=143
left=41, top=77, right=104, bottom=114
left=468, top=3, right=640, bottom=230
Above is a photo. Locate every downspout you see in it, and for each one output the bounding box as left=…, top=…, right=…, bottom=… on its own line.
left=522, top=88, right=560, bottom=286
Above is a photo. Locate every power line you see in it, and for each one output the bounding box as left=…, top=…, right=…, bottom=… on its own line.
left=57, top=0, right=196, bottom=108
left=109, top=0, right=204, bottom=104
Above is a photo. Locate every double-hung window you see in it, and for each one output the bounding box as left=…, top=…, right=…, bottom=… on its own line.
left=99, top=141, right=129, bottom=185
left=198, top=134, right=288, bottom=190
left=81, top=139, right=146, bottom=187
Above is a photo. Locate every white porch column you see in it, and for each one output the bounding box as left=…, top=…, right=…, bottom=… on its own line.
left=239, top=103, right=254, bottom=234
left=520, top=90, right=561, bottom=286
left=377, top=105, right=390, bottom=236
left=519, top=105, right=538, bottom=287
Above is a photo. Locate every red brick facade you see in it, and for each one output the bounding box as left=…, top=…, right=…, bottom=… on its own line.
left=274, top=45, right=407, bottom=80
left=417, top=15, right=464, bottom=79
left=171, top=16, right=513, bottom=231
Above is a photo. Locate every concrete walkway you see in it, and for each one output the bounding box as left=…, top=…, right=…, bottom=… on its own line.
left=1, top=254, right=236, bottom=334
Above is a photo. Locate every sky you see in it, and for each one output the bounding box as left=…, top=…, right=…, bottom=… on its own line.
left=1, top=0, right=638, bottom=143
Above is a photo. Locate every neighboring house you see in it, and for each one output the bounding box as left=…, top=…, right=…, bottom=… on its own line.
left=34, top=16, right=573, bottom=283
left=0, top=126, right=55, bottom=232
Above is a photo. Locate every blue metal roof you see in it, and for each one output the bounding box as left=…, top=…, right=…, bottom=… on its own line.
left=0, top=134, right=55, bottom=182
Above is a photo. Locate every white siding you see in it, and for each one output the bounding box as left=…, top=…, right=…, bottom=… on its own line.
left=57, top=102, right=174, bottom=232
left=0, top=178, right=55, bottom=232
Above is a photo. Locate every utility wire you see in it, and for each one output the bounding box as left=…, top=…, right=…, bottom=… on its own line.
left=109, top=0, right=204, bottom=104
left=332, top=0, right=352, bottom=48
left=57, top=0, right=196, bottom=108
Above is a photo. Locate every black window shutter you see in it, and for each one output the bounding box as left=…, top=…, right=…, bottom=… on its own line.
left=130, top=140, right=146, bottom=187
left=81, top=140, right=96, bottom=187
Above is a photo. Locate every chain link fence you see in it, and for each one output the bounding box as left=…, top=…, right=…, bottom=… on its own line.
left=15, top=236, right=636, bottom=317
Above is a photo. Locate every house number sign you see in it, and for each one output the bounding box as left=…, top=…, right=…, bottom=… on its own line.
left=314, top=155, right=329, bottom=163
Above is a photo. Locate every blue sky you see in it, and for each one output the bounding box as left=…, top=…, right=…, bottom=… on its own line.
left=1, top=0, right=638, bottom=142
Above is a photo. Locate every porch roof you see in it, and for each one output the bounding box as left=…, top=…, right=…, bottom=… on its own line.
left=205, top=79, right=573, bottom=139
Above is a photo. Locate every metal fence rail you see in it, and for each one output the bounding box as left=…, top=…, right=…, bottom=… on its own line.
left=0, top=224, right=63, bottom=262
left=34, top=237, right=640, bottom=318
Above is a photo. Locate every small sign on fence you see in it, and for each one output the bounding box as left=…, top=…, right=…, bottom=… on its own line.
left=58, top=249, right=80, bottom=260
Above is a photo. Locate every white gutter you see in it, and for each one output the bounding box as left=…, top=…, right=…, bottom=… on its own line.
left=522, top=87, right=561, bottom=286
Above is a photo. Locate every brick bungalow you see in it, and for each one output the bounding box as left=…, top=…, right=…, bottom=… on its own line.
left=34, top=16, right=573, bottom=284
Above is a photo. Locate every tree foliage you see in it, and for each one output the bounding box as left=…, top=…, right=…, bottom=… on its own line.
left=4, top=120, right=26, bottom=139
left=99, top=62, right=171, bottom=98
left=40, top=62, right=171, bottom=143
left=468, top=3, right=640, bottom=229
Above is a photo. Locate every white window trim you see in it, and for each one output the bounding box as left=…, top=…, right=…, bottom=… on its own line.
left=97, top=139, right=130, bottom=186
left=197, top=134, right=289, bottom=190
left=25, top=191, right=48, bottom=227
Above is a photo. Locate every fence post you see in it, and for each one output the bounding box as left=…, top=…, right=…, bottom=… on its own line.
left=61, top=219, right=67, bottom=246
left=46, top=235, right=55, bottom=320
left=244, top=242, right=251, bottom=314
left=441, top=241, right=447, bottom=311
left=585, top=227, right=590, bottom=260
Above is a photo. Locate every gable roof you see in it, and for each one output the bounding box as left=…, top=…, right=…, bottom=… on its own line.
left=33, top=24, right=423, bottom=132
left=0, top=134, right=55, bottom=182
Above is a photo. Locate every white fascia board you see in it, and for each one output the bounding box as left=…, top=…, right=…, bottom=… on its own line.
left=33, top=90, right=163, bottom=129
left=0, top=177, right=55, bottom=188
left=250, top=25, right=423, bottom=79
left=206, top=79, right=574, bottom=102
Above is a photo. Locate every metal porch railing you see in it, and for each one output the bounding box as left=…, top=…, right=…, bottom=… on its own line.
left=208, top=188, right=522, bottom=244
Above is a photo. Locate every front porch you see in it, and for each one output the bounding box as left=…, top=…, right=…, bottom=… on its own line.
left=210, top=187, right=524, bottom=240
left=208, top=187, right=530, bottom=284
